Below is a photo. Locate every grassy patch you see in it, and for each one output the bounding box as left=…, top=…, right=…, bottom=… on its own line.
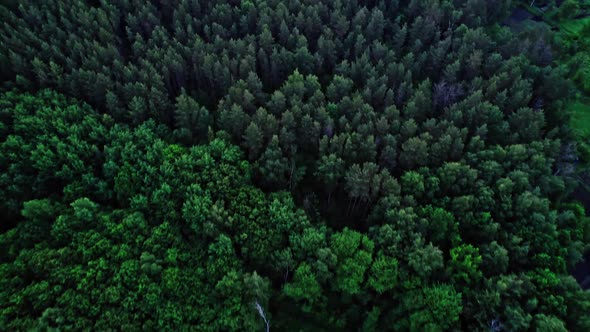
left=569, top=98, right=590, bottom=138
left=561, top=17, right=590, bottom=35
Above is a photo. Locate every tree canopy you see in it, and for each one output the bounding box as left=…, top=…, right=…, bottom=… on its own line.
left=1, top=0, right=590, bottom=331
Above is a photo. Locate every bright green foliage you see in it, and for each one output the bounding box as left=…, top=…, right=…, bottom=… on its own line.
left=368, top=252, right=399, bottom=294
left=0, top=90, right=109, bottom=225
left=0, top=91, right=304, bottom=331
left=569, top=100, right=590, bottom=138
left=330, top=228, right=374, bottom=295
left=447, top=244, right=483, bottom=285
left=283, top=263, right=323, bottom=312
left=402, top=284, right=463, bottom=331
left=418, top=285, right=463, bottom=331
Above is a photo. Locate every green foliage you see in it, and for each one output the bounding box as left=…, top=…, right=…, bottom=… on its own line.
left=0, top=90, right=109, bottom=220
left=407, top=285, right=463, bottom=331
left=447, top=244, right=483, bottom=285
left=558, top=0, right=581, bottom=20
left=283, top=263, right=323, bottom=312
left=0, top=91, right=308, bottom=331
left=535, top=314, right=568, bottom=332
left=0, top=0, right=588, bottom=329
left=368, top=252, right=399, bottom=294
left=173, top=89, right=210, bottom=144
left=568, top=100, right=590, bottom=138
left=330, top=228, right=374, bottom=295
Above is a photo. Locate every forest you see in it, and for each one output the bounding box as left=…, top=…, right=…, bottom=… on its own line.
left=1, top=0, right=590, bottom=331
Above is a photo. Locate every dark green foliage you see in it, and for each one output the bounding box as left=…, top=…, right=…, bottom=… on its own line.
left=0, top=0, right=589, bottom=331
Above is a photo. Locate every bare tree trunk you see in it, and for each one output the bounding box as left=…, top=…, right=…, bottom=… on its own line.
left=350, top=197, right=359, bottom=216
left=255, top=302, right=270, bottom=332
left=288, top=159, right=295, bottom=189
left=346, top=196, right=353, bottom=215
left=362, top=199, right=371, bottom=216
